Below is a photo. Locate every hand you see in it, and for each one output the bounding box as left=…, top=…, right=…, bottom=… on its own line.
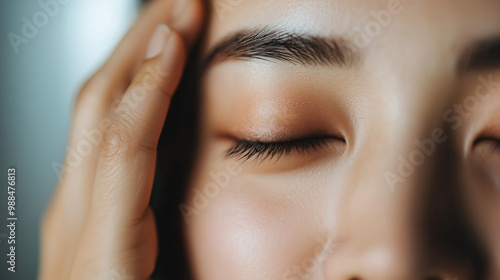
left=39, top=0, right=203, bottom=279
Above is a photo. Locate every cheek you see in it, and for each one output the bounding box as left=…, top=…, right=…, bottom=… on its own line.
left=185, top=170, right=328, bottom=280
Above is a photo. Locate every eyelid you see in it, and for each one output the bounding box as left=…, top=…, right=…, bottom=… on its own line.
left=471, top=137, right=500, bottom=162
left=473, top=135, right=500, bottom=147
left=225, top=136, right=344, bottom=162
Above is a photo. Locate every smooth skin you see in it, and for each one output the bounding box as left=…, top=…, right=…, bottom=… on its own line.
left=39, top=0, right=203, bottom=279
left=41, top=0, right=500, bottom=280
left=187, top=0, right=500, bottom=280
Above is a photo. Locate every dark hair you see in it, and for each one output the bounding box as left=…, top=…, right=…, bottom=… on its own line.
left=149, top=2, right=209, bottom=278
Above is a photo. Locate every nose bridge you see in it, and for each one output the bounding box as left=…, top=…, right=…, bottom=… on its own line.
left=322, top=107, right=485, bottom=279
left=322, top=124, right=435, bottom=279
left=344, top=107, right=441, bottom=236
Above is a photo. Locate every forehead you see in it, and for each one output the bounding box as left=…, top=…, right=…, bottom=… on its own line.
left=204, top=0, right=500, bottom=55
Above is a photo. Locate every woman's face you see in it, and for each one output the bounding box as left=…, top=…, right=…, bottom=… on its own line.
left=183, top=0, right=500, bottom=279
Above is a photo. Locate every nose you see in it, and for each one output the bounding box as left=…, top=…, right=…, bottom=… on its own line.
left=321, top=177, right=418, bottom=280
left=321, top=127, right=484, bottom=280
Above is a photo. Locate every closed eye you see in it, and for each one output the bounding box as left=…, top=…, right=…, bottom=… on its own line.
left=474, top=137, right=500, bottom=156
left=225, top=136, right=345, bottom=162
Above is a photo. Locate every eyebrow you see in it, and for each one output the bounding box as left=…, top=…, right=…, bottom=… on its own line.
left=459, top=37, right=500, bottom=72
left=203, top=27, right=360, bottom=68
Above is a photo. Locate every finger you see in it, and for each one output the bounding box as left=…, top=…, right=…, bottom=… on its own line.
left=47, top=0, right=202, bottom=225
left=101, top=0, right=203, bottom=86
left=91, top=25, right=186, bottom=224
left=69, top=26, right=184, bottom=279
left=41, top=69, right=122, bottom=280
left=44, top=2, right=202, bottom=277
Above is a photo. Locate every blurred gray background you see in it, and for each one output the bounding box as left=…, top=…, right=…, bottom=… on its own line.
left=0, top=0, right=141, bottom=278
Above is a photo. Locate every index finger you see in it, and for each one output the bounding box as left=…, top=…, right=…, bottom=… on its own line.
left=100, top=0, right=204, bottom=83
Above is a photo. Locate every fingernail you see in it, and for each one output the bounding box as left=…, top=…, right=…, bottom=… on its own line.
left=145, top=24, right=171, bottom=59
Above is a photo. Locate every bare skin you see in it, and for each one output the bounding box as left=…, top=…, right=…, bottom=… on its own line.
left=187, top=0, right=500, bottom=279
left=39, top=0, right=203, bottom=279
left=41, top=0, right=500, bottom=280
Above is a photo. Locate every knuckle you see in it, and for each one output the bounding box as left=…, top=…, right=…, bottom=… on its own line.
left=137, top=133, right=159, bottom=154
left=129, top=206, right=155, bottom=229
left=101, top=107, right=158, bottom=159
left=114, top=107, right=159, bottom=154
left=101, top=122, right=132, bottom=160
left=158, top=83, right=174, bottom=100
left=135, top=62, right=172, bottom=98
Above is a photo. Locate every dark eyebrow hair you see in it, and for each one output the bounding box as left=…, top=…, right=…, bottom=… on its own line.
left=459, top=37, right=500, bottom=72
left=203, top=27, right=360, bottom=68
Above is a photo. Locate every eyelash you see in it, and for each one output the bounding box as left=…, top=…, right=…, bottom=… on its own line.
left=475, top=137, right=500, bottom=152
left=225, top=137, right=340, bottom=162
